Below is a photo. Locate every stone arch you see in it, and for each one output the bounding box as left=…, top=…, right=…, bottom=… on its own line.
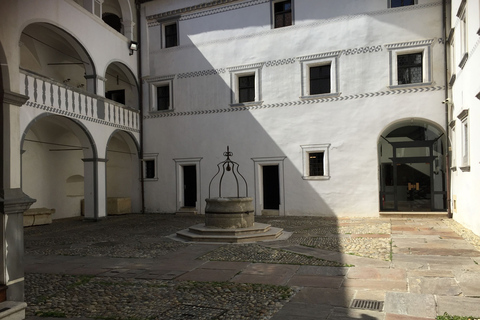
left=378, top=118, right=447, bottom=212
left=102, top=0, right=135, bottom=40
left=19, top=22, right=97, bottom=94
left=21, top=114, right=100, bottom=219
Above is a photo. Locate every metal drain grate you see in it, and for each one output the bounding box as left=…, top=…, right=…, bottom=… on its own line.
left=351, top=299, right=384, bottom=311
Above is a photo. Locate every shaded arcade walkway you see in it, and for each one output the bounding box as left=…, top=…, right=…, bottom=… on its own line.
left=24, top=215, right=480, bottom=319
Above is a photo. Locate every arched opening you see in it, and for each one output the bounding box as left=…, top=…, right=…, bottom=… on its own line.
left=378, top=119, right=447, bottom=212
left=105, top=62, right=139, bottom=109
left=102, top=0, right=124, bottom=34
left=102, top=13, right=123, bottom=33
left=20, top=23, right=96, bottom=94
left=21, top=115, right=96, bottom=219
left=106, top=130, right=140, bottom=215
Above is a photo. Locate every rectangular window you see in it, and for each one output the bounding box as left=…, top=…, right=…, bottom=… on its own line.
left=397, top=53, right=423, bottom=85
left=238, top=75, right=255, bottom=103
left=457, top=109, right=469, bottom=169
left=145, top=160, right=155, bottom=179
left=164, top=23, right=178, bottom=48
left=309, top=152, right=324, bottom=176
left=274, top=0, right=292, bottom=28
left=301, top=144, right=330, bottom=180
left=390, top=0, right=415, bottom=7
left=156, top=85, right=170, bottom=110
left=310, top=65, right=331, bottom=95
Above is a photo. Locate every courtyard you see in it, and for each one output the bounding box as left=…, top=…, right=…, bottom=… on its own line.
left=24, top=214, right=480, bottom=320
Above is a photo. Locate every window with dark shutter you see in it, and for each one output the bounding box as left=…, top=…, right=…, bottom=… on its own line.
left=309, top=152, right=324, bottom=176
left=274, top=1, right=292, bottom=28
left=156, top=85, right=170, bottom=110
left=165, top=23, right=178, bottom=48
left=239, top=75, right=255, bottom=103
left=310, top=65, right=331, bottom=95
left=397, top=53, right=423, bottom=84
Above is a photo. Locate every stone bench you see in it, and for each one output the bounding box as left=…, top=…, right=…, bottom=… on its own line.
left=107, top=197, right=131, bottom=215
left=23, top=208, right=55, bottom=227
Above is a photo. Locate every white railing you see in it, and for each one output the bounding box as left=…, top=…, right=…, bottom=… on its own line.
left=20, top=70, right=140, bottom=131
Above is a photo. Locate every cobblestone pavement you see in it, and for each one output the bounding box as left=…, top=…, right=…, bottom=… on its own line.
left=24, top=214, right=480, bottom=320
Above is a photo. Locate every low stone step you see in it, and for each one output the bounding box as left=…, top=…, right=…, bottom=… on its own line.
left=176, top=226, right=283, bottom=243
left=379, top=211, right=449, bottom=219
left=188, top=223, right=272, bottom=236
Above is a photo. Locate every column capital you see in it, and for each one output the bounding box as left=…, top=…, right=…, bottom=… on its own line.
left=0, top=188, right=36, bottom=215
left=2, top=90, right=29, bottom=107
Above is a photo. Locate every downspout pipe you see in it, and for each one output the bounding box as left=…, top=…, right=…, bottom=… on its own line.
left=443, top=0, right=452, bottom=218
left=136, top=0, right=145, bottom=214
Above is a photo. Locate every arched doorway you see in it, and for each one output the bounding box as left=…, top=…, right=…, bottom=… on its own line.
left=21, top=115, right=96, bottom=219
left=379, top=120, right=447, bottom=212
left=105, top=131, right=140, bottom=214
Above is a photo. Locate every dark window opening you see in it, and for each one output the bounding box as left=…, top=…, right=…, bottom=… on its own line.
left=309, top=152, right=324, bottom=176
left=274, top=0, right=292, bottom=28
left=102, top=13, right=122, bottom=33
left=391, top=0, right=415, bottom=7
left=310, top=65, right=331, bottom=95
left=156, top=85, right=170, bottom=110
left=397, top=52, right=423, bottom=84
left=105, top=89, right=125, bottom=104
left=165, top=23, right=178, bottom=48
left=145, top=160, right=155, bottom=179
left=239, top=75, right=255, bottom=103
left=183, top=165, right=197, bottom=207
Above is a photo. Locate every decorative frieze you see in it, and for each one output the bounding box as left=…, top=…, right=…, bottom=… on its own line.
left=145, top=86, right=444, bottom=119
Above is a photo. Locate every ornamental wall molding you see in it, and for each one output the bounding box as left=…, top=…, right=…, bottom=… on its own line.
left=147, top=0, right=263, bottom=26
left=2, top=90, right=29, bottom=106
left=177, top=68, right=226, bottom=79
left=297, top=51, right=342, bottom=62
left=145, top=86, right=445, bottom=119
left=25, top=101, right=140, bottom=133
left=226, top=62, right=265, bottom=72
left=143, top=75, right=176, bottom=83
left=385, top=39, right=435, bottom=50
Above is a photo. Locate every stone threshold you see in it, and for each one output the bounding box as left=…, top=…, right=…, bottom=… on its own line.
left=380, top=212, right=448, bottom=219
left=0, top=301, right=27, bottom=320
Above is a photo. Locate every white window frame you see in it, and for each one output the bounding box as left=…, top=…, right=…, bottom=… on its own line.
left=449, top=118, right=456, bottom=170
left=161, top=19, right=179, bottom=49
left=457, top=109, right=469, bottom=170
left=252, top=156, right=286, bottom=216
left=385, top=39, right=434, bottom=88
left=298, top=51, right=341, bottom=99
left=388, top=0, right=417, bottom=8
left=174, top=157, right=202, bottom=213
left=142, top=153, right=158, bottom=181
left=146, top=75, right=174, bottom=112
left=457, top=0, right=468, bottom=68
left=228, top=63, right=264, bottom=107
left=301, top=144, right=331, bottom=180
left=271, top=0, right=294, bottom=29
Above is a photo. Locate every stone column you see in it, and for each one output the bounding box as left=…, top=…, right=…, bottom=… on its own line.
left=82, top=158, right=108, bottom=220
left=84, top=74, right=107, bottom=96
left=1, top=90, right=35, bottom=301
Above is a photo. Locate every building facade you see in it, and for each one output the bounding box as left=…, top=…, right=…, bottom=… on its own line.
left=2, top=0, right=480, bottom=316
left=142, top=0, right=449, bottom=218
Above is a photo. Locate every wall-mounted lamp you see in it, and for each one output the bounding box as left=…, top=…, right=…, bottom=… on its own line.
left=129, top=41, right=138, bottom=55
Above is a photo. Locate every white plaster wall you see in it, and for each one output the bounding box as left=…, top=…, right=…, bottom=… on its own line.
left=143, top=0, right=447, bottom=217
left=449, top=0, right=480, bottom=235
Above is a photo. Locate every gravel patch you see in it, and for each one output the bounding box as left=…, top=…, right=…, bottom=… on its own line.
left=198, top=244, right=349, bottom=267
left=26, top=273, right=295, bottom=320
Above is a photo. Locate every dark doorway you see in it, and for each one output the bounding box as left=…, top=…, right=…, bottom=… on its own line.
left=183, top=165, right=196, bottom=207
left=263, top=165, right=280, bottom=210
left=106, top=89, right=125, bottom=104
left=379, top=124, right=446, bottom=212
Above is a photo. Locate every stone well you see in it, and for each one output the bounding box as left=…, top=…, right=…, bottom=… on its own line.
left=205, top=197, right=254, bottom=228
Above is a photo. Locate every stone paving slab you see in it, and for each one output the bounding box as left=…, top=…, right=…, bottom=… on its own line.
left=407, top=277, right=462, bottom=296
left=435, top=295, right=480, bottom=317
left=342, top=279, right=407, bottom=291
left=296, top=265, right=350, bottom=276
left=384, top=292, right=436, bottom=319
left=328, top=307, right=385, bottom=320
left=385, top=314, right=435, bottom=320
left=287, top=275, right=344, bottom=288
left=289, top=287, right=356, bottom=308
left=175, top=267, right=240, bottom=282
left=347, top=267, right=406, bottom=281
